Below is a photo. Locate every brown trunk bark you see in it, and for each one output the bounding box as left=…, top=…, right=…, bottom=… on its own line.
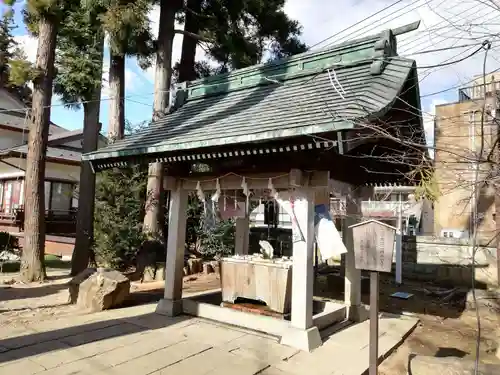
left=71, top=96, right=103, bottom=276
left=108, top=52, right=125, bottom=142
left=143, top=0, right=178, bottom=236
left=178, top=0, right=201, bottom=83
left=21, top=18, right=57, bottom=283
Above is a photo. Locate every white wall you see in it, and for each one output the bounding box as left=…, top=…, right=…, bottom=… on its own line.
left=45, top=162, right=80, bottom=182
left=0, top=129, right=25, bottom=150
left=0, top=158, right=80, bottom=182
left=0, top=159, right=23, bottom=179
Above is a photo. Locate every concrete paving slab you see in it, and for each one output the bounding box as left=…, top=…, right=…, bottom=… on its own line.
left=0, top=358, right=46, bottom=374
left=123, top=312, right=194, bottom=330
left=88, top=331, right=188, bottom=367
left=34, top=357, right=109, bottom=375
left=258, top=366, right=295, bottom=375
left=152, top=347, right=248, bottom=375
left=59, top=322, right=145, bottom=348
left=179, top=320, right=248, bottom=346
left=0, top=326, right=36, bottom=340
left=202, top=355, right=269, bottom=375
left=0, top=320, right=126, bottom=349
left=274, top=315, right=419, bottom=375
left=30, top=315, right=121, bottom=334
left=221, top=334, right=299, bottom=364
left=0, top=339, right=73, bottom=368
left=0, top=302, right=418, bottom=375
left=96, top=339, right=212, bottom=375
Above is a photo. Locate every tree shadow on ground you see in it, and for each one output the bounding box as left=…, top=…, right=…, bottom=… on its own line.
left=0, top=282, right=68, bottom=302
left=0, top=312, right=192, bottom=364
left=0, top=302, right=72, bottom=313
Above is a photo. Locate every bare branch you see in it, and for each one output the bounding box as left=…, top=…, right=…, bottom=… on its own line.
left=183, top=6, right=216, bottom=19
left=174, top=29, right=214, bottom=43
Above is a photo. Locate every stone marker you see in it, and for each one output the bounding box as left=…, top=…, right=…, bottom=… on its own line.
left=409, top=355, right=500, bottom=375
left=203, top=262, right=214, bottom=274
left=68, top=268, right=97, bottom=304
left=76, top=270, right=131, bottom=312
left=155, top=262, right=166, bottom=281
left=142, top=265, right=156, bottom=282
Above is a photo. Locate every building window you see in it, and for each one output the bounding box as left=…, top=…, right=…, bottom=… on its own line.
left=49, top=181, right=74, bottom=213
left=0, top=180, right=23, bottom=214
left=0, top=179, right=74, bottom=216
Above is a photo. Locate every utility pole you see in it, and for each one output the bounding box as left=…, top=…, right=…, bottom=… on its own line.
left=495, top=91, right=500, bottom=286
left=395, top=192, right=403, bottom=284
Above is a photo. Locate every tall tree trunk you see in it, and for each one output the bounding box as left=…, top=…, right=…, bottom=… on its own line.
left=108, top=52, right=125, bottom=142
left=21, top=18, right=57, bottom=283
left=178, top=0, right=201, bottom=83
left=143, top=0, right=177, bottom=236
left=71, top=44, right=104, bottom=276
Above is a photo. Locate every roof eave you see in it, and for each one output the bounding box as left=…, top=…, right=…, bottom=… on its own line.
left=82, top=120, right=356, bottom=162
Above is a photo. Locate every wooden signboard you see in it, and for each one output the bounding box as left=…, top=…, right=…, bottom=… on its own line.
left=349, top=220, right=396, bottom=273
left=348, top=220, right=396, bottom=375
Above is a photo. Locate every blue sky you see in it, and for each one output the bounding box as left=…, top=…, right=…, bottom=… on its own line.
left=3, top=1, right=156, bottom=133
left=4, top=0, right=500, bottom=146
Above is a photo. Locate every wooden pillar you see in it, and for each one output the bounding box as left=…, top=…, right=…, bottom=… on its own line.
left=156, top=181, right=188, bottom=316
left=234, top=216, right=249, bottom=255
left=280, top=187, right=322, bottom=351
left=343, top=191, right=361, bottom=321
left=290, top=188, right=316, bottom=330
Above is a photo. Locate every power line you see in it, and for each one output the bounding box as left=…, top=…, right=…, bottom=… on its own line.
left=307, top=0, right=412, bottom=50
left=322, top=0, right=439, bottom=49
left=398, top=4, right=493, bottom=53
left=404, top=41, right=491, bottom=56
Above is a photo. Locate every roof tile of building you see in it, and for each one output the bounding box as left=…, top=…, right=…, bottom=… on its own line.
left=83, top=24, right=422, bottom=169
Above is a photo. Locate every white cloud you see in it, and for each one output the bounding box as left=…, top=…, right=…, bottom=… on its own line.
left=13, top=34, right=37, bottom=63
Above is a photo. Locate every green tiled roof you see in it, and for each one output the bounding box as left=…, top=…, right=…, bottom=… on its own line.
left=83, top=24, right=421, bottom=167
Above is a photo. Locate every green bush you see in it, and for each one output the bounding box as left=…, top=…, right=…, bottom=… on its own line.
left=186, top=196, right=235, bottom=259
left=92, top=165, right=236, bottom=269
left=197, top=214, right=235, bottom=259
left=93, top=166, right=148, bottom=269
left=0, top=231, right=19, bottom=254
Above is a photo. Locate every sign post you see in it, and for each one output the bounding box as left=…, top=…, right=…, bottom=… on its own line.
left=349, top=220, right=396, bottom=375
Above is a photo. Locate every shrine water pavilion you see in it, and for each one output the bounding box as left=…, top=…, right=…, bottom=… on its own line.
left=82, top=22, right=425, bottom=351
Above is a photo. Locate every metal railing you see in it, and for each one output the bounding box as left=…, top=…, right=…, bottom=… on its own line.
left=361, top=201, right=412, bottom=215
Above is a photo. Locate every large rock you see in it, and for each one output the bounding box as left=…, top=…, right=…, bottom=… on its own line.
left=68, top=268, right=97, bottom=304
left=409, top=355, right=500, bottom=375
left=76, top=270, right=130, bottom=312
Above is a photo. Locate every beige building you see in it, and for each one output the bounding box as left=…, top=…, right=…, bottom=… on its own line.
left=434, top=73, right=498, bottom=239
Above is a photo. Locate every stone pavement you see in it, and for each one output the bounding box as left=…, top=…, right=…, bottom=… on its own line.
left=0, top=303, right=418, bottom=375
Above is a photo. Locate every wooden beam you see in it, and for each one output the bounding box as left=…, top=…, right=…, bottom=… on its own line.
left=163, top=170, right=330, bottom=191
